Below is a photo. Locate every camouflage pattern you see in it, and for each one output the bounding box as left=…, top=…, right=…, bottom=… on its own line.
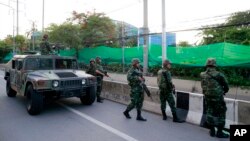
left=200, top=67, right=229, bottom=127
left=157, top=68, right=177, bottom=114
left=86, top=59, right=96, bottom=76
left=126, top=67, right=144, bottom=111
left=95, top=62, right=105, bottom=99
left=40, top=40, right=51, bottom=55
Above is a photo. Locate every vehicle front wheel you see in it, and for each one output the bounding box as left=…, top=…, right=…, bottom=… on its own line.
left=26, top=85, right=44, bottom=115
left=80, top=86, right=96, bottom=105
left=6, top=78, right=17, bottom=97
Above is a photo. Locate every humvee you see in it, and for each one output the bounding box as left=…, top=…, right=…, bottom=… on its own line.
left=4, top=55, right=97, bottom=115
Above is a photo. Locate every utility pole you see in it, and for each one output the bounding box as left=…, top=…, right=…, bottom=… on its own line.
left=42, top=0, right=44, bottom=32
left=143, top=0, right=149, bottom=75
left=16, top=0, right=19, bottom=35
left=162, top=0, right=167, bottom=64
left=32, top=21, right=36, bottom=51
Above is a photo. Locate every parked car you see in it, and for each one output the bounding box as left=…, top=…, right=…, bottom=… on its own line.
left=4, top=54, right=97, bottom=115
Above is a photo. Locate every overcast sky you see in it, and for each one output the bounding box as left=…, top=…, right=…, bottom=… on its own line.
left=0, top=0, right=249, bottom=43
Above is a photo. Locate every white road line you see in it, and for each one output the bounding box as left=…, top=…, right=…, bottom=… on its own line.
left=59, top=103, right=138, bottom=141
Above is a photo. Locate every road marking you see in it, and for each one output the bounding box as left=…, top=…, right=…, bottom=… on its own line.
left=59, top=103, right=138, bottom=141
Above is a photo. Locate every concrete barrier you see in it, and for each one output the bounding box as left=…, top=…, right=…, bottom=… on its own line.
left=102, top=80, right=250, bottom=129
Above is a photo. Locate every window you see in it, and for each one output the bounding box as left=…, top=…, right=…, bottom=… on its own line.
left=55, top=59, right=77, bottom=69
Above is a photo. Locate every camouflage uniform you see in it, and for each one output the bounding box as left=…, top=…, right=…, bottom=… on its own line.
left=40, top=34, right=51, bottom=55
left=157, top=60, right=184, bottom=122
left=126, top=67, right=144, bottom=111
left=123, top=58, right=146, bottom=121
left=95, top=57, right=106, bottom=102
left=157, top=68, right=176, bottom=115
left=86, top=59, right=96, bottom=76
left=200, top=58, right=229, bottom=138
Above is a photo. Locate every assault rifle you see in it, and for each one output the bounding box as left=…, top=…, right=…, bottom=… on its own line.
left=132, top=70, right=153, bottom=100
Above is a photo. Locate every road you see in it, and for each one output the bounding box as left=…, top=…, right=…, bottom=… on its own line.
left=0, top=71, right=228, bottom=141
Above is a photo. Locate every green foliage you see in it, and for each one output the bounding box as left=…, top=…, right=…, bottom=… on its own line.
left=47, top=22, right=81, bottom=49
left=2, top=35, right=27, bottom=53
left=68, top=11, right=116, bottom=47
left=200, top=10, right=250, bottom=45
left=177, top=41, right=192, bottom=47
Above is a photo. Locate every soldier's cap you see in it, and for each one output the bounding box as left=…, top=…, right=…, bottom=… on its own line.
left=90, top=58, right=95, bottom=62
left=132, top=58, right=140, bottom=64
left=206, top=58, right=216, bottom=67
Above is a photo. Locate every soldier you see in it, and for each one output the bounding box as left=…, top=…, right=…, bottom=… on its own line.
left=200, top=58, right=229, bottom=138
left=40, top=34, right=51, bottom=55
left=123, top=58, right=147, bottom=121
left=95, top=57, right=109, bottom=103
left=157, top=60, right=184, bottom=123
left=86, top=58, right=96, bottom=76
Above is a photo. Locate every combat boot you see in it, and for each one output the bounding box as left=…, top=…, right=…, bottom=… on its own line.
left=216, top=127, right=229, bottom=138
left=123, top=110, right=131, bottom=119
left=172, top=113, right=185, bottom=123
left=136, top=110, right=147, bottom=121
left=161, top=110, right=167, bottom=120
left=96, top=96, right=103, bottom=103
left=209, top=126, right=216, bottom=137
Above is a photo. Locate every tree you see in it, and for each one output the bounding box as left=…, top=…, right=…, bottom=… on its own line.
left=200, top=10, right=250, bottom=45
left=177, top=41, right=192, bottom=47
left=3, top=35, right=27, bottom=52
left=68, top=11, right=117, bottom=47
left=47, top=22, right=81, bottom=49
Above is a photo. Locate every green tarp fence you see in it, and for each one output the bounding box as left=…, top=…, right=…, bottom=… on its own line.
left=74, top=42, right=250, bottom=67
left=2, top=42, right=250, bottom=67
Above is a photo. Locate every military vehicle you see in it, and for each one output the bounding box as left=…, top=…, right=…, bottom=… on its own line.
left=4, top=55, right=97, bottom=115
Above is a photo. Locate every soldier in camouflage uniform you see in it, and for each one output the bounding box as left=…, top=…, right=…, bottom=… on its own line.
left=157, top=60, right=184, bottom=123
left=200, top=58, right=229, bottom=138
left=40, top=34, right=52, bottom=55
left=95, top=57, right=109, bottom=103
left=86, top=58, right=96, bottom=76
left=123, top=58, right=147, bottom=121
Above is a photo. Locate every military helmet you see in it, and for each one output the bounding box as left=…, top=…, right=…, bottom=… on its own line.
left=164, top=59, right=171, bottom=65
left=90, top=58, right=95, bottom=63
left=132, top=58, right=140, bottom=64
left=43, top=34, right=48, bottom=39
left=206, top=58, right=216, bottom=67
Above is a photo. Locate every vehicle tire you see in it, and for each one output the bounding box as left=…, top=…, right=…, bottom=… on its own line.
left=6, top=78, right=17, bottom=97
left=80, top=86, right=96, bottom=105
left=26, top=85, right=44, bottom=115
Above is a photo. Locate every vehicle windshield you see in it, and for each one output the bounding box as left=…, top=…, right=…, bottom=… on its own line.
left=25, top=58, right=53, bottom=70
left=55, top=59, right=78, bottom=69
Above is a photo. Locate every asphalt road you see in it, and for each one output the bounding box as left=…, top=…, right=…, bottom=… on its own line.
left=0, top=71, right=228, bottom=141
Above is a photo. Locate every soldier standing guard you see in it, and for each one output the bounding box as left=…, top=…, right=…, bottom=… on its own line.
left=157, top=60, right=184, bottom=123
left=123, top=58, right=147, bottom=121
left=86, top=58, right=96, bottom=76
left=95, top=57, right=109, bottom=103
left=200, top=58, right=229, bottom=138
left=40, top=34, right=51, bottom=55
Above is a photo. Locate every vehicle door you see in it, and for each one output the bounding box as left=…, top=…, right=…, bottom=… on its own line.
left=16, top=59, right=23, bottom=92
left=9, top=59, right=17, bottom=88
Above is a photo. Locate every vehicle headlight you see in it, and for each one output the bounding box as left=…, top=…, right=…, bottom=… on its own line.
left=82, top=79, right=86, bottom=85
left=52, top=80, right=59, bottom=87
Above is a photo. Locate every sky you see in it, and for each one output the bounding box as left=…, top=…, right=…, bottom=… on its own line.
left=0, top=0, right=250, bottom=44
